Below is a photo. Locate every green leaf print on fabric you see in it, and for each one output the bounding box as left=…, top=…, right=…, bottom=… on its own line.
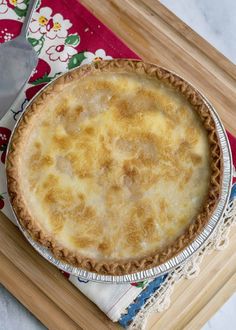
left=68, top=52, right=86, bottom=70
left=14, top=0, right=29, bottom=18
left=65, top=33, right=80, bottom=47
left=28, top=37, right=39, bottom=47
left=27, top=35, right=45, bottom=55
left=31, top=72, right=61, bottom=86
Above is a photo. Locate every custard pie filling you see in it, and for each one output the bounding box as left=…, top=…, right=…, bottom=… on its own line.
left=19, top=72, right=211, bottom=261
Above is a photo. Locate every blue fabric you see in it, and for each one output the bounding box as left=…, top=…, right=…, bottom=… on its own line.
left=230, top=182, right=236, bottom=201
left=119, top=182, right=236, bottom=328
left=119, top=274, right=167, bottom=328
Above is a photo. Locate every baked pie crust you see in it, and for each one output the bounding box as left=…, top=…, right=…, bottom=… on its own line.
left=7, top=60, right=221, bottom=275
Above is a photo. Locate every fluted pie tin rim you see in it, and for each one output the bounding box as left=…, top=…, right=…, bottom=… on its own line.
left=6, top=63, right=232, bottom=283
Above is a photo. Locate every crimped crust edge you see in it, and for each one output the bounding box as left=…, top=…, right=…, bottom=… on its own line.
left=6, top=59, right=221, bottom=275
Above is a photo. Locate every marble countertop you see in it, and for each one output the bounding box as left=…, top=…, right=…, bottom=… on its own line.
left=162, top=0, right=236, bottom=65
left=0, top=0, right=235, bottom=329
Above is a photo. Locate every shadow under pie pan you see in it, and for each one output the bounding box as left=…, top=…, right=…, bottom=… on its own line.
left=6, top=60, right=232, bottom=283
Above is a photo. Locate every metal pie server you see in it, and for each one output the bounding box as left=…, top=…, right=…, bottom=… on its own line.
left=0, top=0, right=38, bottom=119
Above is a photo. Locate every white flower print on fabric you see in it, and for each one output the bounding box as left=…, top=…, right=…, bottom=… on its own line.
left=30, top=7, right=52, bottom=36
left=46, top=13, right=72, bottom=39
left=80, top=49, right=112, bottom=65
left=0, top=0, right=27, bottom=20
left=46, top=44, right=77, bottom=62
left=0, top=0, right=8, bottom=14
left=30, top=7, right=72, bottom=40
left=8, top=0, right=26, bottom=10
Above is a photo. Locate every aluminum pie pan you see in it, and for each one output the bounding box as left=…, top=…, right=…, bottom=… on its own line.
left=6, top=68, right=232, bottom=284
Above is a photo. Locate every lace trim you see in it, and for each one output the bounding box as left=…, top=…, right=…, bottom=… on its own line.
left=128, top=196, right=236, bottom=329
left=119, top=275, right=167, bottom=327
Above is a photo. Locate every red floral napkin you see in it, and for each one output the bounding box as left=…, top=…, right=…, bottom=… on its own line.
left=0, top=0, right=235, bottom=327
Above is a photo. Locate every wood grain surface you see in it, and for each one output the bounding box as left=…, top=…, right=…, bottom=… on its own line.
left=0, top=214, right=120, bottom=330
left=1, top=1, right=236, bottom=329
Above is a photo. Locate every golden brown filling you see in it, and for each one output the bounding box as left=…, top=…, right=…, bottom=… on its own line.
left=21, top=72, right=211, bottom=260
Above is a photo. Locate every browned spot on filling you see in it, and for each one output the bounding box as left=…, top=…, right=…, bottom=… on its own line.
left=166, top=227, right=176, bottom=237
left=100, top=159, right=113, bottom=173
left=160, top=198, right=168, bottom=213
left=76, top=168, right=92, bottom=179
left=72, top=235, right=94, bottom=249
left=84, top=126, right=95, bottom=135
left=75, top=105, right=84, bottom=115
left=34, top=141, right=41, bottom=150
left=85, top=80, right=115, bottom=93
left=66, top=147, right=93, bottom=178
left=120, top=100, right=136, bottom=118
left=110, top=184, right=121, bottom=191
left=30, top=150, right=41, bottom=163
left=53, top=135, right=70, bottom=150
left=57, top=104, right=84, bottom=135
left=67, top=204, right=97, bottom=225
left=106, top=185, right=125, bottom=207
left=98, top=239, right=113, bottom=257
left=40, top=155, right=54, bottom=166
left=159, top=198, right=172, bottom=225
left=124, top=220, right=142, bottom=250
left=41, top=120, right=50, bottom=127
left=30, top=152, right=54, bottom=170
left=179, top=216, right=188, bottom=225
left=42, top=174, right=59, bottom=189
left=50, top=212, right=65, bottom=233
left=77, top=192, right=85, bottom=202
left=55, top=100, right=69, bottom=117
left=83, top=206, right=96, bottom=219
left=179, top=168, right=193, bottom=189
left=111, top=97, right=145, bottom=121
left=135, top=88, right=184, bottom=123
left=143, top=217, right=157, bottom=239
left=43, top=187, right=72, bottom=209
left=190, top=153, right=202, bottom=165
left=117, top=132, right=158, bottom=166
left=185, top=126, right=199, bottom=145
left=123, top=161, right=138, bottom=183
left=179, top=141, right=191, bottom=153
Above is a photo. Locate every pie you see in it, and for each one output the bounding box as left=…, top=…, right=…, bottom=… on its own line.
left=7, top=60, right=221, bottom=275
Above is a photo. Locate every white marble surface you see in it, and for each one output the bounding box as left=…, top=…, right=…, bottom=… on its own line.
left=0, top=1, right=236, bottom=329
left=0, top=285, right=45, bottom=330
left=161, top=0, right=236, bottom=64
left=202, top=294, right=236, bottom=330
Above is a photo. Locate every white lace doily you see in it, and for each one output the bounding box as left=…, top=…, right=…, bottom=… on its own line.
left=129, top=197, right=236, bottom=329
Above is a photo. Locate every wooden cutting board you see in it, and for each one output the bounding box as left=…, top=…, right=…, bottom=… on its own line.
left=0, top=1, right=236, bottom=329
